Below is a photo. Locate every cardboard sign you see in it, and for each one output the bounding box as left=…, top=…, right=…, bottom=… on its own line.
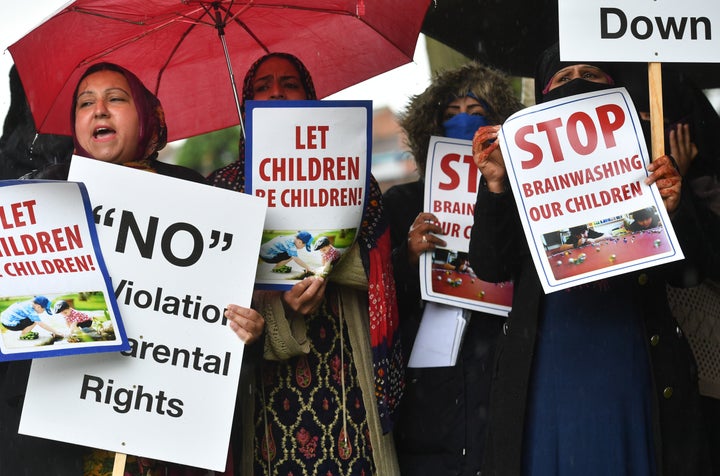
left=559, top=0, right=720, bottom=62
left=498, top=87, right=683, bottom=293
left=20, top=157, right=266, bottom=471
left=420, top=136, right=512, bottom=315
left=245, top=100, right=371, bottom=290
left=0, top=180, right=127, bottom=361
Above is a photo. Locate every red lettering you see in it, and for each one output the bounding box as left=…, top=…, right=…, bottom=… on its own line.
left=595, top=104, right=625, bottom=149
left=295, top=125, right=330, bottom=150
left=536, top=117, right=565, bottom=164
left=566, top=112, right=598, bottom=155
left=259, top=158, right=271, bottom=180
left=439, top=153, right=462, bottom=190
left=0, top=200, right=37, bottom=229
left=463, top=225, right=472, bottom=239
left=317, top=126, right=329, bottom=148
left=516, top=125, right=544, bottom=169
left=295, top=126, right=304, bottom=149
left=463, top=154, right=480, bottom=194
left=522, top=182, right=535, bottom=197
left=438, top=154, right=480, bottom=192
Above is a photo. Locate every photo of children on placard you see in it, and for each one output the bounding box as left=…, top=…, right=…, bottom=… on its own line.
left=257, top=228, right=356, bottom=281
left=0, top=291, right=117, bottom=352
left=544, top=206, right=669, bottom=280
left=429, top=249, right=513, bottom=307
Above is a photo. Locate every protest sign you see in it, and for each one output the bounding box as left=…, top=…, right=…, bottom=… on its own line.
left=420, top=136, right=512, bottom=315
left=498, top=87, right=683, bottom=293
left=0, top=180, right=126, bottom=361
left=245, top=100, right=371, bottom=290
left=558, top=0, right=720, bottom=63
left=558, top=0, right=720, bottom=159
left=20, top=157, right=266, bottom=471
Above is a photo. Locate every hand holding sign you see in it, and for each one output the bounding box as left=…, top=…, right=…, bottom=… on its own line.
left=224, top=303, right=265, bottom=344
left=645, top=154, right=681, bottom=214
left=281, top=275, right=327, bottom=316
left=407, top=212, right=446, bottom=266
left=472, top=125, right=505, bottom=193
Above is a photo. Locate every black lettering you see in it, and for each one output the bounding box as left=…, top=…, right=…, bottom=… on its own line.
left=631, top=16, right=653, bottom=40
left=656, top=16, right=688, bottom=39
left=161, top=222, right=203, bottom=267
left=79, top=374, right=104, bottom=401
left=116, top=211, right=158, bottom=258
left=601, top=7, right=626, bottom=39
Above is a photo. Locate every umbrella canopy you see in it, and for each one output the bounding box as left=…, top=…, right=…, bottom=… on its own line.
left=9, top=0, right=431, bottom=142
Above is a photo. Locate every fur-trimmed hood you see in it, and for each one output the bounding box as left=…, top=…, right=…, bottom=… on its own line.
left=400, top=62, right=525, bottom=176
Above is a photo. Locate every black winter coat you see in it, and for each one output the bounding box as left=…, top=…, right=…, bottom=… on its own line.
left=384, top=180, right=503, bottom=476
left=468, top=182, right=711, bottom=476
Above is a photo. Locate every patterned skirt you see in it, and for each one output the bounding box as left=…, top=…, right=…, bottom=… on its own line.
left=253, top=296, right=373, bottom=476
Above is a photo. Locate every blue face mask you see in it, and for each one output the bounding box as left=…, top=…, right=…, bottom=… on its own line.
left=442, top=113, right=489, bottom=140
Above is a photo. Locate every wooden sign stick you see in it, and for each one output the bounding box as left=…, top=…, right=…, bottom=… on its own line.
left=112, top=452, right=127, bottom=476
left=648, top=62, right=665, bottom=159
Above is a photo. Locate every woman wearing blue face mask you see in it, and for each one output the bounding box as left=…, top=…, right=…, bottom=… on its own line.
left=442, top=91, right=492, bottom=140
left=383, top=62, right=524, bottom=476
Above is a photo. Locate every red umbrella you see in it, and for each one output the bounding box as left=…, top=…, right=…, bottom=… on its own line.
left=9, top=0, right=431, bottom=142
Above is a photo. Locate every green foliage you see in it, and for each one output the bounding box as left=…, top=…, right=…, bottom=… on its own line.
left=175, top=126, right=241, bottom=176
left=262, top=229, right=357, bottom=248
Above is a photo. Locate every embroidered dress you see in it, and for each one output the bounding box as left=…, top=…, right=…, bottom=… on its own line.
left=254, top=290, right=373, bottom=475
left=207, top=53, right=402, bottom=475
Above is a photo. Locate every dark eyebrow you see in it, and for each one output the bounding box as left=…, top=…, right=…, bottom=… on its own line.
left=77, top=87, right=130, bottom=99
left=254, top=74, right=301, bottom=83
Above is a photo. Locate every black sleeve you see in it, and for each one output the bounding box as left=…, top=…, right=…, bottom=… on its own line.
left=468, top=178, right=526, bottom=283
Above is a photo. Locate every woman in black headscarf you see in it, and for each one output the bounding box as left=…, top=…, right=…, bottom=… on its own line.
left=467, top=44, right=710, bottom=476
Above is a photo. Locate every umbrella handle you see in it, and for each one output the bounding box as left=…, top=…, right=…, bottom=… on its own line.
left=212, top=3, right=245, bottom=140
left=218, top=31, right=246, bottom=140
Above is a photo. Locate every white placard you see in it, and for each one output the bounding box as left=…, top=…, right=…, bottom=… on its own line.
left=20, top=157, right=266, bottom=471
left=498, top=87, right=683, bottom=293
left=419, top=136, right=512, bottom=316
left=559, top=0, right=720, bottom=63
left=245, top=100, right=371, bottom=290
left=408, top=302, right=468, bottom=368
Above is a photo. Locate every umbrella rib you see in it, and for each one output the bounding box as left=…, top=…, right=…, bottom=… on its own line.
left=228, top=17, right=269, bottom=54
left=222, top=3, right=410, bottom=58
left=73, top=6, right=218, bottom=66
left=68, top=6, right=154, bottom=25
left=70, top=6, right=209, bottom=26
left=199, top=1, right=267, bottom=52
left=153, top=21, right=201, bottom=97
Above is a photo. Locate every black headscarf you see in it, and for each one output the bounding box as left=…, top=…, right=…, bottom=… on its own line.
left=534, top=43, right=617, bottom=104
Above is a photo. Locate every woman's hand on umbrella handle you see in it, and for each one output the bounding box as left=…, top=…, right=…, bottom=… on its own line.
left=472, top=125, right=506, bottom=193
left=407, top=212, right=446, bottom=266
left=283, top=276, right=327, bottom=317
left=225, top=304, right=265, bottom=344
left=646, top=154, right=682, bottom=214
